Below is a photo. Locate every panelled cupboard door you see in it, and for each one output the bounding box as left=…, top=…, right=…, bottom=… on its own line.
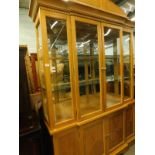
left=80, top=120, right=104, bottom=155
left=107, top=110, right=124, bottom=151
left=53, top=128, right=80, bottom=155
left=125, top=104, right=134, bottom=138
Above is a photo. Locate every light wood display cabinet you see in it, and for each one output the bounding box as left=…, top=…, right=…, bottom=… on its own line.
left=29, top=0, right=135, bottom=154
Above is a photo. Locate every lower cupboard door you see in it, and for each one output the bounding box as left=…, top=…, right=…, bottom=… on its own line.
left=82, top=120, right=104, bottom=155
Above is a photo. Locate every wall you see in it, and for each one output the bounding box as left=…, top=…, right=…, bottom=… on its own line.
left=19, top=8, right=36, bottom=53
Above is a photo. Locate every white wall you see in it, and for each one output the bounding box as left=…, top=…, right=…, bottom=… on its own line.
left=19, top=8, right=36, bottom=53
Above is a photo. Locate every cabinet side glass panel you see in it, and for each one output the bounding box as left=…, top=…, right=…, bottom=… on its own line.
left=38, top=24, right=49, bottom=122
left=123, top=32, right=131, bottom=100
left=45, top=17, right=73, bottom=123
left=133, top=34, right=135, bottom=99
left=75, top=21, right=100, bottom=116
left=104, top=27, right=121, bottom=107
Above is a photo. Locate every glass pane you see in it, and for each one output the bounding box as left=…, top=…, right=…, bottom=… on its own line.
left=104, top=27, right=121, bottom=107
left=37, top=27, right=48, bottom=121
left=123, top=32, right=131, bottom=99
left=133, top=34, right=135, bottom=99
left=46, top=17, right=73, bottom=123
left=37, top=25, right=44, bottom=89
left=42, top=89, right=48, bottom=121
left=76, top=21, right=100, bottom=116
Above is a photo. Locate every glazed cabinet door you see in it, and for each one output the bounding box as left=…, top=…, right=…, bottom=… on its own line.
left=72, top=17, right=103, bottom=119
left=46, top=16, right=73, bottom=123
left=40, top=9, right=76, bottom=126
left=122, top=31, right=132, bottom=101
left=103, top=25, right=122, bottom=108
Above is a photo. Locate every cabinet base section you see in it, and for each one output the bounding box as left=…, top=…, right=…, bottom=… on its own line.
left=110, top=136, right=135, bottom=155
left=45, top=104, right=135, bottom=155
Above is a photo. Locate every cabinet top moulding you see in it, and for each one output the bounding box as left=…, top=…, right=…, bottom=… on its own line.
left=29, top=0, right=134, bottom=28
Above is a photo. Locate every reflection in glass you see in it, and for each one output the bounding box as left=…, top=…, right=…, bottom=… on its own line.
left=37, top=26, right=48, bottom=121
left=38, top=50, right=48, bottom=120
left=104, top=27, right=121, bottom=107
left=42, top=89, right=48, bottom=122
left=46, top=17, right=73, bottom=123
left=76, top=21, right=100, bottom=116
left=123, top=32, right=131, bottom=99
left=37, top=28, right=45, bottom=89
